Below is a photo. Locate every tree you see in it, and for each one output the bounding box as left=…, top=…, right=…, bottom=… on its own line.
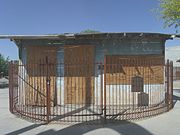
left=158, top=0, right=180, bottom=32
left=80, top=29, right=100, bottom=34
left=0, top=54, right=9, bottom=77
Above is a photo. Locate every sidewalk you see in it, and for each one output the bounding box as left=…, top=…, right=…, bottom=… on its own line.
left=0, top=88, right=180, bottom=135
left=0, top=78, right=8, bottom=88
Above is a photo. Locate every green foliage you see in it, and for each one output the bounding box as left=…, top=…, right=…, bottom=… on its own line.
left=0, top=54, right=9, bottom=77
left=158, top=0, right=180, bottom=32
left=80, top=29, right=100, bottom=34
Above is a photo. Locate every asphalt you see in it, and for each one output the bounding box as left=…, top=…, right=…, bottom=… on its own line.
left=0, top=86, right=180, bottom=135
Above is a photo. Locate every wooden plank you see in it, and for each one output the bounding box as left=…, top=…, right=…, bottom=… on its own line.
left=25, top=46, right=57, bottom=106
left=64, top=45, right=95, bottom=104
left=106, top=55, right=164, bottom=85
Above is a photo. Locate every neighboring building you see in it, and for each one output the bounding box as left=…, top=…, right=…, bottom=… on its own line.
left=166, top=45, right=180, bottom=80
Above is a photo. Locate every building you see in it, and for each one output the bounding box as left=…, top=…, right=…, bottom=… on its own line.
left=166, top=45, right=180, bottom=80
left=0, top=33, right=174, bottom=123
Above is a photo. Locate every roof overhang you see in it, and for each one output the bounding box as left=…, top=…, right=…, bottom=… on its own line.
left=171, top=34, right=180, bottom=40
left=0, top=32, right=173, bottom=41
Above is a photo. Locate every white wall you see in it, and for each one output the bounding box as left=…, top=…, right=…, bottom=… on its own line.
left=165, top=46, right=180, bottom=67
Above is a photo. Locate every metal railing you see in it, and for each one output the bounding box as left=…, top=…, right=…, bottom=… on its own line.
left=8, top=58, right=173, bottom=124
left=173, top=67, right=180, bottom=80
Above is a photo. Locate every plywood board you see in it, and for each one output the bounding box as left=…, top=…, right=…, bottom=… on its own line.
left=64, top=45, right=95, bottom=104
left=25, top=46, right=57, bottom=106
left=106, top=55, right=164, bottom=85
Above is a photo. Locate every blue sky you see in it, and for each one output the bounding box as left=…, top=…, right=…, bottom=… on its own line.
left=0, top=0, right=179, bottom=59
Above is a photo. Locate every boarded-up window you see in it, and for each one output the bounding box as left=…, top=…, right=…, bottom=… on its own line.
left=64, top=45, right=95, bottom=104
left=106, top=55, right=164, bottom=85
left=25, top=46, right=57, bottom=106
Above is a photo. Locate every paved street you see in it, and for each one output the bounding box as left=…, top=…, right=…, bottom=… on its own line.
left=0, top=87, right=180, bottom=135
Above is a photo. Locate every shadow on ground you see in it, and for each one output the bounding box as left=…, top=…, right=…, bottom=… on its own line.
left=7, top=91, right=180, bottom=135
left=173, top=89, right=180, bottom=106
left=38, top=120, right=154, bottom=135
left=6, top=120, right=153, bottom=135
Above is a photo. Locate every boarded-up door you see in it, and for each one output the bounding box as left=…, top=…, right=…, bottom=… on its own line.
left=64, top=45, right=95, bottom=104
left=26, top=46, right=57, bottom=106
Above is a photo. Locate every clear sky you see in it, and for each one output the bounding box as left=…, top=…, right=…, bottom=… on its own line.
left=0, top=0, right=179, bottom=60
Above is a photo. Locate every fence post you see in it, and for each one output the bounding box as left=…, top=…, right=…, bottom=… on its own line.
left=170, top=61, right=173, bottom=109
left=100, top=62, right=103, bottom=113
left=166, top=60, right=169, bottom=110
left=8, top=61, right=13, bottom=113
left=104, top=56, right=106, bottom=123
left=46, top=57, right=51, bottom=123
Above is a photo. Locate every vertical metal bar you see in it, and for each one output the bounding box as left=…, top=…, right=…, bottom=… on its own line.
left=81, top=61, right=83, bottom=121
left=23, top=63, right=26, bottom=117
left=33, top=62, right=36, bottom=121
left=16, top=63, right=18, bottom=112
left=116, top=62, right=118, bottom=116
left=59, top=61, right=61, bottom=119
left=52, top=63, right=55, bottom=121
left=119, top=60, right=121, bottom=120
left=170, top=61, right=173, bottom=109
left=77, top=60, right=79, bottom=122
left=27, top=63, right=30, bottom=119
left=70, top=62, right=72, bottom=122
left=86, top=58, right=88, bottom=122
left=166, top=59, right=170, bottom=111
left=21, top=63, right=23, bottom=118
left=63, top=61, right=66, bottom=122
left=128, top=59, right=131, bottom=120
left=43, top=59, right=46, bottom=121
left=129, top=58, right=131, bottom=120
left=104, top=56, right=106, bottom=123
left=108, top=61, right=110, bottom=118
left=46, top=57, right=51, bottom=123
left=8, top=61, right=13, bottom=113
left=75, top=61, right=77, bottom=122
left=100, top=62, right=103, bottom=114
left=39, top=60, right=42, bottom=121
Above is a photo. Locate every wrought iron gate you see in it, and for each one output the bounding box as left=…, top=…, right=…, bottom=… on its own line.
left=9, top=58, right=173, bottom=124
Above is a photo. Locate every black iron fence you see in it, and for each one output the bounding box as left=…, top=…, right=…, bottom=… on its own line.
left=9, top=58, right=173, bottom=124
